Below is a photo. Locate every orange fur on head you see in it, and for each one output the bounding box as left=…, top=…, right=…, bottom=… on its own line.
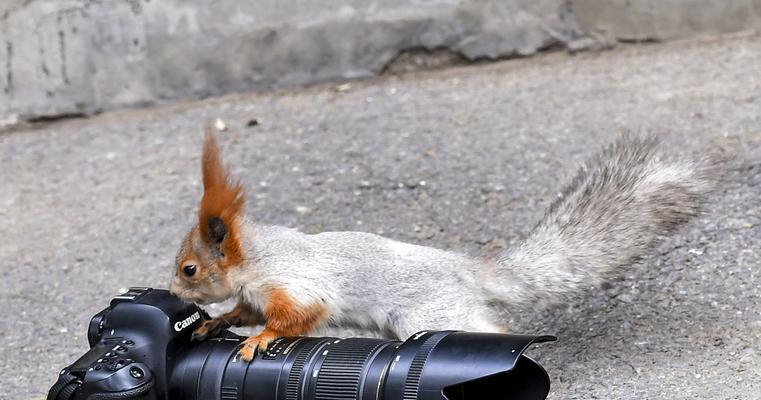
left=199, top=128, right=246, bottom=267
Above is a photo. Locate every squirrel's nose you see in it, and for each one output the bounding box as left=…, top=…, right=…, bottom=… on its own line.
left=168, top=281, right=180, bottom=297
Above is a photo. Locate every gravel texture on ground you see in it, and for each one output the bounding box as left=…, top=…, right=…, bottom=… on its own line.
left=1, top=33, right=760, bottom=400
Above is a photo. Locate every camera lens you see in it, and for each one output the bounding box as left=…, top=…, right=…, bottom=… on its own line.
left=168, top=331, right=552, bottom=400
left=169, top=336, right=395, bottom=400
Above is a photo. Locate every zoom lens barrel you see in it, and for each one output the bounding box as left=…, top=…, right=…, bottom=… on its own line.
left=169, top=331, right=552, bottom=400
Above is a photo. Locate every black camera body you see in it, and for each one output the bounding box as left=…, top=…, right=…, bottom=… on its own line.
left=49, top=287, right=204, bottom=400
left=49, top=287, right=555, bottom=400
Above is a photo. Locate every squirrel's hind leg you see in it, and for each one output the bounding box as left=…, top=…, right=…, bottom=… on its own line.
left=385, top=306, right=506, bottom=339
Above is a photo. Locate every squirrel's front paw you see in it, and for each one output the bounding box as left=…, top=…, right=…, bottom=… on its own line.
left=191, top=319, right=229, bottom=341
left=238, top=330, right=279, bottom=362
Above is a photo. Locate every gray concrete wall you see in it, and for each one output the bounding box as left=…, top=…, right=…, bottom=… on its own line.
left=1, top=0, right=761, bottom=125
left=575, top=0, right=761, bottom=42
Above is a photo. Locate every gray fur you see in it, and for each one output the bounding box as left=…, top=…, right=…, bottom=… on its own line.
left=482, top=135, right=723, bottom=309
left=223, top=135, right=722, bottom=338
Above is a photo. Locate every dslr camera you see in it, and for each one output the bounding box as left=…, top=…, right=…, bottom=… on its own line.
left=47, top=287, right=554, bottom=400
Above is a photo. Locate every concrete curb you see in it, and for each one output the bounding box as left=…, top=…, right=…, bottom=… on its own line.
left=1, top=0, right=760, bottom=125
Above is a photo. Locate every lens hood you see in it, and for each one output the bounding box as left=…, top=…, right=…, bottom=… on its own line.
left=384, top=331, right=555, bottom=400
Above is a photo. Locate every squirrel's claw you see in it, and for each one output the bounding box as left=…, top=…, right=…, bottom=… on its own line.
left=237, top=330, right=279, bottom=362
left=192, top=319, right=228, bottom=341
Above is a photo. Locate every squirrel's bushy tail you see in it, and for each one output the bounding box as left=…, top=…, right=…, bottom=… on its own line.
left=482, top=135, right=724, bottom=308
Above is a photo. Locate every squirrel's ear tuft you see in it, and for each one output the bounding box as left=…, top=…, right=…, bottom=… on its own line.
left=198, top=128, right=246, bottom=265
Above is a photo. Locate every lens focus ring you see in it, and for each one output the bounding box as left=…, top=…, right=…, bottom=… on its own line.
left=285, top=338, right=321, bottom=400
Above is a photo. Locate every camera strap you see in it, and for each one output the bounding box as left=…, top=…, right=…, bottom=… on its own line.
left=47, top=371, right=81, bottom=400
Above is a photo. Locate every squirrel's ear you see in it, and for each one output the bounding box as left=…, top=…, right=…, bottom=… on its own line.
left=207, top=216, right=228, bottom=244
left=198, top=128, right=246, bottom=264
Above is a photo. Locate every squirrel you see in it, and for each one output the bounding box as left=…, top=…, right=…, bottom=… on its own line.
left=168, top=128, right=722, bottom=362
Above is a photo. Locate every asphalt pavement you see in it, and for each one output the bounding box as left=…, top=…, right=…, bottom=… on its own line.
left=1, top=33, right=760, bottom=399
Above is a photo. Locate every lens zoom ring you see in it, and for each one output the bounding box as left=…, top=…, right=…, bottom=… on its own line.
left=313, top=339, right=385, bottom=400
left=403, top=334, right=446, bottom=400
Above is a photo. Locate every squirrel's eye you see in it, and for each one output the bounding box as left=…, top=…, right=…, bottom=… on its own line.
left=183, top=264, right=197, bottom=277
